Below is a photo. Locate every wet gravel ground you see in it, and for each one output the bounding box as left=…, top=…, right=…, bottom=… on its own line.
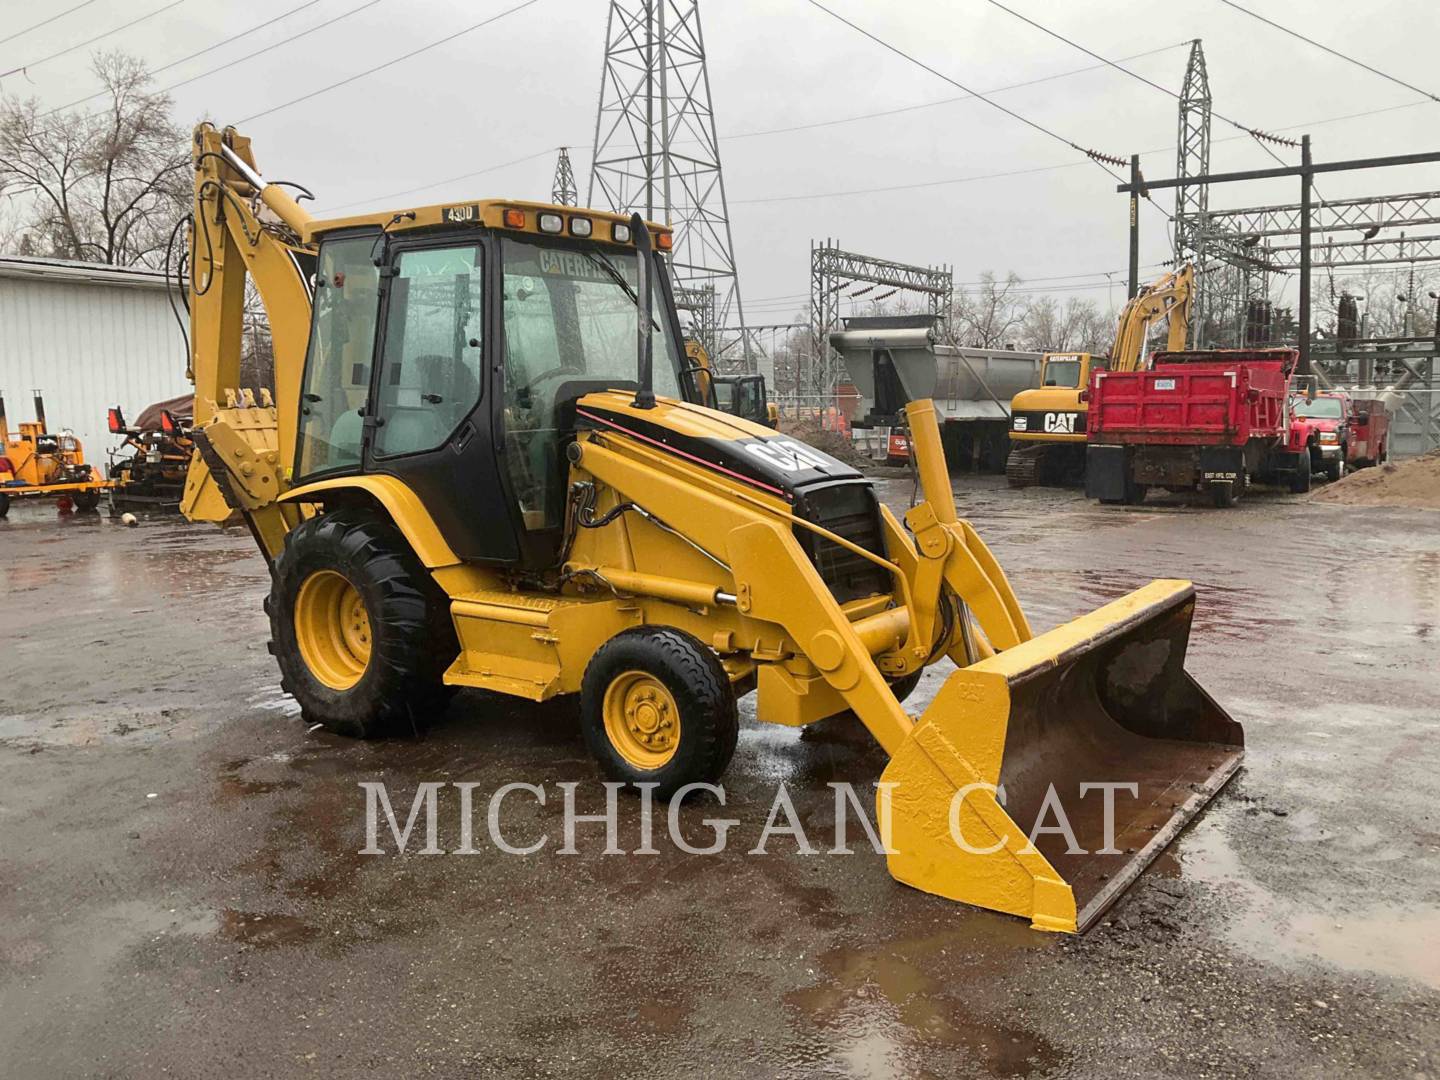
left=1, top=477, right=1437, bottom=1078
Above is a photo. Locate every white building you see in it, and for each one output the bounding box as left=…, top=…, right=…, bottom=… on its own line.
left=0, top=255, right=190, bottom=455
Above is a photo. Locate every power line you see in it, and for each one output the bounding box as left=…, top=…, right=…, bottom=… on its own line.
left=981, top=4, right=1299, bottom=151
left=1216, top=0, right=1440, bottom=104
left=0, top=0, right=187, bottom=81
left=803, top=0, right=1131, bottom=177
left=720, top=40, right=1190, bottom=142
left=0, top=0, right=104, bottom=48
left=238, top=0, right=545, bottom=124
left=39, top=0, right=326, bottom=116
left=322, top=147, right=559, bottom=212
left=732, top=160, right=1086, bottom=204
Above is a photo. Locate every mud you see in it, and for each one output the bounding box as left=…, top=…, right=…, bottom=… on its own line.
left=1, top=484, right=1438, bottom=1078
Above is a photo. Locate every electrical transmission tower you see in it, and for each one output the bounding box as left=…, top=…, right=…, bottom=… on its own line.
left=551, top=147, right=578, bottom=206
left=589, top=0, right=754, bottom=373
left=1175, top=39, right=1276, bottom=347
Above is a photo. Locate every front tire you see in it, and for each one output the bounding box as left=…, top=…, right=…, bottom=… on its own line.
left=268, top=509, right=457, bottom=738
left=1288, top=449, right=1312, bottom=494
left=581, top=627, right=738, bottom=799
left=1325, top=453, right=1344, bottom=483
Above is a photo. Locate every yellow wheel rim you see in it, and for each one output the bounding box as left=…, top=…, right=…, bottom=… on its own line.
left=293, top=570, right=371, bottom=691
left=602, top=671, right=681, bottom=770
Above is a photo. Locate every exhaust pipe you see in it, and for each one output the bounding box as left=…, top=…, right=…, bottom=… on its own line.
left=32, top=391, right=46, bottom=432
left=631, top=212, right=656, bottom=410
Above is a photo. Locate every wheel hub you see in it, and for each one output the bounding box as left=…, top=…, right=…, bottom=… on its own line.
left=604, top=672, right=680, bottom=768
left=293, top=569, right=371, bottom=691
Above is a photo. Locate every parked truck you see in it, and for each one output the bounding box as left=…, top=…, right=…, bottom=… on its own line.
left=829, top=314, right=1042, bottom=471
left=1085, top=348, right=1317, bottom=508
left=1290, top=389, right=1390, bottom=480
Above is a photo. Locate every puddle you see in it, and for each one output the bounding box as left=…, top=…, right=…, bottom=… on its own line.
left=1180, top=819, right=1440, bottom=990
left=785, top=936, right=1061, bottom=1078
left=218, top=909, right=320, bottom=949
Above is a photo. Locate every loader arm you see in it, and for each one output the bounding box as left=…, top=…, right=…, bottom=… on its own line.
left=182, top=125, right=317, bottom=553
left=1109, top=263, right=1194, bottom=372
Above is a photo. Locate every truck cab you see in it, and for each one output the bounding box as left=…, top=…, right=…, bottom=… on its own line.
left=1290, top=390, right=1389, bottom=479
left=1004, top=352, right=1094, bottom=484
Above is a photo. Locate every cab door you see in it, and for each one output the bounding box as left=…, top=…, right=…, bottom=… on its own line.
left=365, top=236, right=518, bottom=563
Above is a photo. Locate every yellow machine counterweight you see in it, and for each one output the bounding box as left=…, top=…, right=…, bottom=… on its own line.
left=180, top=124, right=1242, bottom=932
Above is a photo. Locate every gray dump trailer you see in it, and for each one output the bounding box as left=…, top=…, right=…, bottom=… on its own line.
left=829, top=314, right=1043, bottom=471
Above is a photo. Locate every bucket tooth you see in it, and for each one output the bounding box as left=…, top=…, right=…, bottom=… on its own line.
left=880, top=579, right=1243, bottom=932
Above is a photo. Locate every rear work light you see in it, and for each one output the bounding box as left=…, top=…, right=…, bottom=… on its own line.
left=569, top=216, right=592, bottom=238
left=611, top=222, right=631, bottom=244
left=538, top=212, right=564, bottom=234
left=107, top=407, right=125, bottom=434
left=656, top=232, right=673, bottom=251
left=160, top=410, right=178, bottom=435
left=502, top=208, right=525, bottom=229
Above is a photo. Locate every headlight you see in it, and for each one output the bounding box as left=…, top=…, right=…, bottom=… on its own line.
left=1319, top=431, right=1339, bottom=442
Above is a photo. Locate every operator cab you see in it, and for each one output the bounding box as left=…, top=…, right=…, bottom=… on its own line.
left=290, top=204, right=697, bottom=570
left=1040, top=353, right=1089, bottom=388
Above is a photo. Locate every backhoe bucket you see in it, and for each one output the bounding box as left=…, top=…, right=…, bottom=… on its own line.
left=880, top=579, right=1242, bottom=933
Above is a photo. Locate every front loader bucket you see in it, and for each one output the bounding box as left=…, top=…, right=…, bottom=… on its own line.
left=880, top=579, right=1242, bottom=933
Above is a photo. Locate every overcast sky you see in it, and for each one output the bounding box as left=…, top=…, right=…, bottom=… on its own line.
left=5, top=0, right=1438, bottom=321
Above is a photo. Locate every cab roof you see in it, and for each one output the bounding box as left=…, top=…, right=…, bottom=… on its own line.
left=304, top=198, right=671, bottom=249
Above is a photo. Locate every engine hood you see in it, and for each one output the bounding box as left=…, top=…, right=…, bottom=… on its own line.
left=574, top=391, right=864, bottom=502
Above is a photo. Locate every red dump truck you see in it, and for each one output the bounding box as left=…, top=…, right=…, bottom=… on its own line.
left=1084, top=348, right=1318, bottom=508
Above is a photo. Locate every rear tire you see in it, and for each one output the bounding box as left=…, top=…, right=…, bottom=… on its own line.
left=268, top=509, right=458, bottom=738
left=0, top=492, right=9, bottom=518
left=1325, top=454, right=1344, bottom=483
left=72, top=490, right=102, bottom=511
left=581, top=627, right=738, bottom=799
left=1211, top=482, right=1240, bottom=508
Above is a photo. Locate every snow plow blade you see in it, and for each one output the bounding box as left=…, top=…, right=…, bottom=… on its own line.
left=880, top=579, right=1243, bottom=933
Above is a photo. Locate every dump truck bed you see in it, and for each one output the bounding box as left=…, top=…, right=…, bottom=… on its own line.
left=1088, top=351, right=1294, bottom=447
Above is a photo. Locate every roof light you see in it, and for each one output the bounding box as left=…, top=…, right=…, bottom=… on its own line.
left=538, top=212, right=564, bottom=234
left=569, top=216, right=592, bottom=238
left=612, top=222, right=631, bottom=244
left=656, top=232, right=673, bottom=251
left=503, top=208, right=525, bottom=228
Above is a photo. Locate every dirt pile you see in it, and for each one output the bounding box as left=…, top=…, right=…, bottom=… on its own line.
left=780, top=419, right=872, bottom=469
left=1310, top=449, right=1440, bottom=509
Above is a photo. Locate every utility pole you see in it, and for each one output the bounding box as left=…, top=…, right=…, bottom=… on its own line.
left=1128, top=154, right=1141, bottom=299
left=1298, top=135, right=1312, bottom=376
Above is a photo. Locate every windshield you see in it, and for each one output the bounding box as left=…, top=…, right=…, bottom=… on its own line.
left=500, top=236, right=683, bottom=400
left=500, top=235, right=685, bottom=532
left=1292, top=395, right=1343, bottom=419
left=1042, top=357, right=1082, bottom=388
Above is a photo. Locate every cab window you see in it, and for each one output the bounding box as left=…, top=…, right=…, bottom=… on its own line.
left=294, top=236, right=380, bottom=479
left=372, top=244, right=484, bottom=458
left=1042, top=357, right=1083, bottom=388
left=500, top=235, right=683, bottom=530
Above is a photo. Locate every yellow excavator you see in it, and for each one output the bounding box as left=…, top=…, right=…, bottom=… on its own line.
left=179, top=126, right=1241, bottom=933
left=1006, top=265, right=1193, bottom=487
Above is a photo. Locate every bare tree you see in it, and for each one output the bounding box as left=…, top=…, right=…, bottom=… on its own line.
left=0, top=52, right=187, bottom=267
left=949, top=272, right=1027, bottom=348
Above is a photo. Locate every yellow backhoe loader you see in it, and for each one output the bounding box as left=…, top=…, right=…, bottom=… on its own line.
left=1006, top=265, right=1193, bottom=487
left=179, top=125, right=1241, bottom=933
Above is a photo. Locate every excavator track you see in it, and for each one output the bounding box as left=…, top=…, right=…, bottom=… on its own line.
left=1005, top=446, right=1042, bottom=488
